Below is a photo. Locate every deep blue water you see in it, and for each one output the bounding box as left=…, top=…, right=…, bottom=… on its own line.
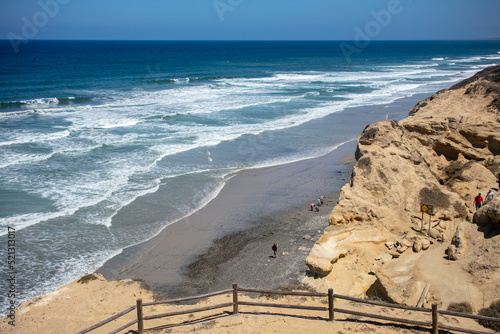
left=1, top=40, right=499, bottom=313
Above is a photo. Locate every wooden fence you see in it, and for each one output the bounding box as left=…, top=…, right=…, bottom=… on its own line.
left=76, top=283, right=500, bottom=334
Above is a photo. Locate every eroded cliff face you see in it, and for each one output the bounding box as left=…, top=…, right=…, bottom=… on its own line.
left=304, top=66, right=500, bottom=310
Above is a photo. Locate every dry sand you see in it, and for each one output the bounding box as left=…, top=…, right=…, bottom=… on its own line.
left=2, top=273, right=488, bottom=334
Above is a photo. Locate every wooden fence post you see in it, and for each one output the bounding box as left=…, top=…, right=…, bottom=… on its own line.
left=328, top=288, right=334, bottom=321
left=137, top=298, right=144, bottom=334
left=233, top=283, right=239, bottom=315
left=431, top=303, right=438, bottom=334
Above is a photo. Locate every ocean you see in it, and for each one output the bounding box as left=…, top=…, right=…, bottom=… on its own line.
left=1, top=40, right=499, bottom=313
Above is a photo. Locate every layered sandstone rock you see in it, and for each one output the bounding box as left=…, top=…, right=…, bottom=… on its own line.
left=304, top=66, right=500, bottom=310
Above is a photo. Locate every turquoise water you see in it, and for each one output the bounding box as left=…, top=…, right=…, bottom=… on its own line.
left=1, top=40, right=499, bottom=312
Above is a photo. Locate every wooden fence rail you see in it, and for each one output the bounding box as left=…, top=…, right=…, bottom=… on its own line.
left=75, top=305, right=136, bottom=334
left=76, top=283, right=500, bottom=334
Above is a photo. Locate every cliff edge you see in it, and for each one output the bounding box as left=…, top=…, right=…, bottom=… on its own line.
left=304, top=65, right=500, bottom=311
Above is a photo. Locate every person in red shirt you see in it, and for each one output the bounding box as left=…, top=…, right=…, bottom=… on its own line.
left=272, top=243, right=278, bottom=258
left=474, top=193, right=483, bottom=211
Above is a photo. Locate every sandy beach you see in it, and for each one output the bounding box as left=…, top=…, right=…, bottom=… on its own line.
left=99, top=140, right=357, bottom=298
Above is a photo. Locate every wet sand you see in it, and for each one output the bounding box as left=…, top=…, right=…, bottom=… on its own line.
left=99, top=141, right=357, bottom=298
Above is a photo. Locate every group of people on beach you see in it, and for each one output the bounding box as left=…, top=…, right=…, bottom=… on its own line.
left=473, top=173, right=500, bottom=211
left=271, top=195, right=325, bottom=258
left=310, top=195, right=324, bottom=212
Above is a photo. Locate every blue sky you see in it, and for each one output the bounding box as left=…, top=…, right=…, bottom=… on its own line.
left=1, top=0, right=500, bottom=40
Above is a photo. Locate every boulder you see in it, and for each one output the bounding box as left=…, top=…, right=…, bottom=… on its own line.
left=397, top=245, right=409, bottom=254
left=388, top=251, right=401, bottom=258
left=413, top=238, right=423, bottom=252
left=376, top=252, right=394, bottom=263
left=428, top=228, right=441, bottom=240
left=398, top=239, right=413, bottom=248
left=305, top=234, right=349, bottom=276
left=373, top=256, right=427, bottom=306
left=473, top=198, right=500, bottom=225
left=305, top=257, right=333, bottom=276
left=422, top=238, right=431, bottom=250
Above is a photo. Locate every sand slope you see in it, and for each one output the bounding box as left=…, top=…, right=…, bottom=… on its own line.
left=1, top=274, right=489, bottom=334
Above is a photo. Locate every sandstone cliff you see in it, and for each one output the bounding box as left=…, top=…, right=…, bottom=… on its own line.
left=304, top=66, right=500, bottom=311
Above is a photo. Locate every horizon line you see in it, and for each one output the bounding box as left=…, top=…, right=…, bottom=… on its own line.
left=1, top=38, right=500, bottom=42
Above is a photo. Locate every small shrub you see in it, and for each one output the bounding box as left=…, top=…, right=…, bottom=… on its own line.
left=132, top=278, right=152, bottom=291
left=444, top=160, right=463, bottom=178
left=77, top=274, right=98, bottom=284
left=278, top=284, right=315, bottom=293
left=152, top=292, right=165, bottom=301
left=447, top=302, right=473, bottom=314
left=260, top=294, right=280, bottom=300
left=477, top=300, right=500, bottom=331
left=199, top=320, right=217, bottom=330
left=132, top=278, right=165, bottom=301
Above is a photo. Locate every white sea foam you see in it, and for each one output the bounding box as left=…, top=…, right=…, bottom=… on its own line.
left=2, top=52, right=497, bottom=237
left=19, top=97, right=59, bottom=105
left=0, top=151, right=56, bottom=169
left=0, top=130, right=70, bottom=147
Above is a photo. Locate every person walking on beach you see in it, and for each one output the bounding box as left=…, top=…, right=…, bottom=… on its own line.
left=318, top=198, right=322, bottom=207
left=474, top=193, right=483, bottom=211
left=320, top=196, right=324, bottom=205
left=272, top=243, right=278, bottom=258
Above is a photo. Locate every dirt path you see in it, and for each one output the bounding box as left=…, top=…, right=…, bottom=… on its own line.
left=417, top=242, right=484, bottom=310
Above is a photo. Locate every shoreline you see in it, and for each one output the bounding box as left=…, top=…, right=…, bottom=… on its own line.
left=99, top=140, right=357, bottom=298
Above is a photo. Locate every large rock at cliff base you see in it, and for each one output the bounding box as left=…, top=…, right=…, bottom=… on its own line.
left=305, top=233, right=349, bottom=275
left=371, top=255, right=427, bottom=306
left=474, top=198, right=500, bottom=225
